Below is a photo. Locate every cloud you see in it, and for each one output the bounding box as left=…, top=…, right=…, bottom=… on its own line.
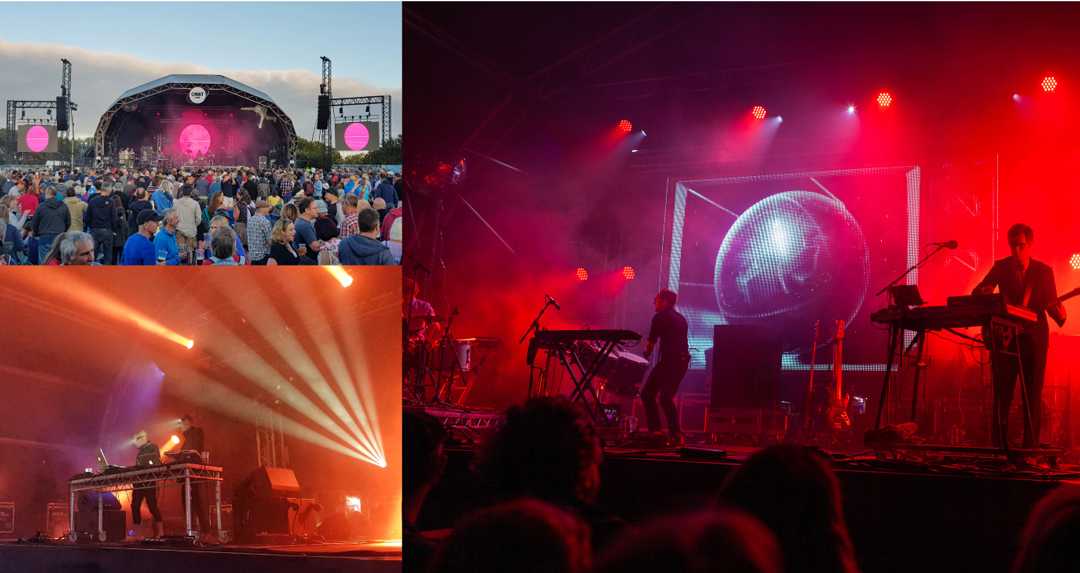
left=0, top=40, right=402, bottom=142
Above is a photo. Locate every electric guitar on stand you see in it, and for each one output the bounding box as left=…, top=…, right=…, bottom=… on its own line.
left=826, top=319, right=852, bottom=433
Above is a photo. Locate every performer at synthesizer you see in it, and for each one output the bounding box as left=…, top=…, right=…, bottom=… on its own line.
left=404, top=277, right=439, bottom=341
left=131, top=430, right=164, bottom=538
left=177, top=414, right=212, bottom=537
left=972, top=223, right=1067, bottom=449
left=641, top=289, right=691, bottom=445
left=404, top=277, right=441, bottom=397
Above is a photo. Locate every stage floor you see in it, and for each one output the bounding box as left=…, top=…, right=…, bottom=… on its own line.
left=0, top=540, right=401, bottom=573
left=420, top=441, right=1080, bottom=573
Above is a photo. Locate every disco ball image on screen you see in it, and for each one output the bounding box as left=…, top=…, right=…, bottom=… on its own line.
left=666, top=166, right=920, bottom=372
left=17, top=124, right=59, bottom=154
left=334, top=121, right=380, bottom=153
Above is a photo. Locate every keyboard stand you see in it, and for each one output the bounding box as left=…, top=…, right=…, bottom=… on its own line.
left=874, top=313, right=1031, bottom=455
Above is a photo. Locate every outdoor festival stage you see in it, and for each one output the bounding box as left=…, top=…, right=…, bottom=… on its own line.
left=421, top=438, right=1080, bottom=573
left=0, top=540, right=401, bottom=573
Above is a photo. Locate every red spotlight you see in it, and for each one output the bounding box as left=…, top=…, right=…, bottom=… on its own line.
left=622, top=266, right=636, bottom=280
left=1042, top=75, right=1058, bottom=93
left=576, top=267, right=589, bottom=281
left=1070, top=253, right=1080, bottom=270
left=617, top=119, right=632, bottom=133
left=751, top=105, right=767, bottom=120
left=876, top=91, right=893, bottom=109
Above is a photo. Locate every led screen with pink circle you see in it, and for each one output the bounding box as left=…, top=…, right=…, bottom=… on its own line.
left=25, top=126, right=50, bottom=153
left=343, top=122, right=370, bottom=150
left=178, top=124, right=211, bottom=156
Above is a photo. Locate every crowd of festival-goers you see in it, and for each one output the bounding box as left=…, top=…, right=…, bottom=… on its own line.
left=406, top=397, right=1080, bottom=573
left=0, top=166, right=401, bottom=266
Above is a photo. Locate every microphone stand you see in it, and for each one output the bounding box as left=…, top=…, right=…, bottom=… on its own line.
left=521, top=297, right=558, bottom=399
left=871, top=243, right=948, bottom=431
left=519, top=298, right=557, bottom=344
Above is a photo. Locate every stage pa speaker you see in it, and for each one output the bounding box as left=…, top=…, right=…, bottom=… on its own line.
left=55, top=97, right=69, bottom=131
left=253, top=466, right=301, bottom=498
left=711, top=325, right=782, bottom=410
left=233, top=466, right=301, bottom=543
left=316, top=95, right=330, bottom=130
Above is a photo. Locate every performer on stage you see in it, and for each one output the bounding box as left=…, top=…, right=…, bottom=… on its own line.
left=641, top=289, right=691, bottom=444
left=973, top=223, right=1067, bottom=448
left=131, top=430, right=164, bottom=538
left=404, top=278, right=439, bottom=342
left=178, top=414, right=212, bottom=537
left=404, top=278, right=441, bottom=399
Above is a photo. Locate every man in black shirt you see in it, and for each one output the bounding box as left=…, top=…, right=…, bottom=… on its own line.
left=132, top=431, right=164, bottom=538
left=973, top=223, right=1067, bottom=449
left=641, top=289, right=691, bottom=443
left=178, top=414, right=212, bottom=538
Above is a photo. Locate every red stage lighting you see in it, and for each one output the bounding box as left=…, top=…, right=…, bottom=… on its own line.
left=1070, top=253, right=1080, bottom=270
left=751, top=105, right=767, bottom=120
left=617, top=119, right=633, bottom=133
left=1042, top=75, right=1058, bottom=93
left=622, top=266, right=636, bottom=280
left=876, top=91, right=893, bottom=109
left=576, top=267, right=589, bottom=281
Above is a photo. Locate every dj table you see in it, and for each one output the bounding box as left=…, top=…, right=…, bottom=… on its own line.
left=68, top=463, right=224, bottom=541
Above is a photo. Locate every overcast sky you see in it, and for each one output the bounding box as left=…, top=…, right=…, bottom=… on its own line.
left=0, top=2, right=402, bottom=139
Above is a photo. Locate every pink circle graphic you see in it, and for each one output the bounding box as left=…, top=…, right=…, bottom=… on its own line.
left=343, top=123, right=370, bottom=151
left=26, top=125, right=49, bottom=153
left=178, top=124, right=211, bottom=157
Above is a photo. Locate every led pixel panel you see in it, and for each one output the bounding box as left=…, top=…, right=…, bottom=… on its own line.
left=334, top=121, right=381, bottom=152
left=17, top=124, right=58, bottom=154
left=666, top=166, right=920, bottom=372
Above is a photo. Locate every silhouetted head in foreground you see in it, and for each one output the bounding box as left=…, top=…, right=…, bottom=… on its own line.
left=594, top=508, right=782, bottom=573
left=719, top=445, right=858, bottom=573
left=478, top=396, right=602, bottom=507
left=430, top=498, right=592, bottom=573
left=1013, top=485, right=1080, bottom=573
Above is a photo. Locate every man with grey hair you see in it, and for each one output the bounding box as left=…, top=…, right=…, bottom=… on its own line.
left=209, top=226, right=238, bottom=265
left=153, top=208, right=181, bottom=265
left=59, top=232, right=95, bottom=266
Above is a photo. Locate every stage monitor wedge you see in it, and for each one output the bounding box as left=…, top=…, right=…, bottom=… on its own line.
left=334, top=121, right=380, bottom=152
left=16, top=124, right=58, bottom=154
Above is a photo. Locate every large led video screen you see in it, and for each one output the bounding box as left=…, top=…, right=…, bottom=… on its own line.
left=665, top=166, right=920, bottom=372
left=334, top=121, right=380, bottom=152
left=17, top=124, right=58, bottom=154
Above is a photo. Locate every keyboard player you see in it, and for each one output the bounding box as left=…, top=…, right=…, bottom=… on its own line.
left=972, top=223, right=1067, bottom=449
